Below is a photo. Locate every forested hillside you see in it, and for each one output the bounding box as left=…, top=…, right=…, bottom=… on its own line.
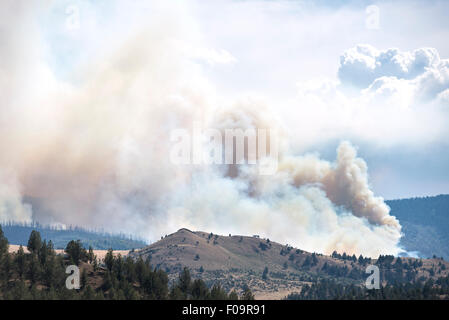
left=132, top=229, right=449, bottom=299
left=1, top=223, right=146, bottom=250
left=0, top=226, right=252, bottom=300
left=386, top=195, right=449, bottom=259
left=2, top=226, right=449, bottom=300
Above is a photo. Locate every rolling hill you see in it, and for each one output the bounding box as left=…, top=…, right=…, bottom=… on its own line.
left=130, top=228, right=449, bottom=299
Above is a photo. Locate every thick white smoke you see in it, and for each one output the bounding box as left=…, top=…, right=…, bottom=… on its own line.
left=165, top=104, right=402, bottom=257
left=0, top=170, right=32, bottom=223
left=0, top=0, right=403, bottom=257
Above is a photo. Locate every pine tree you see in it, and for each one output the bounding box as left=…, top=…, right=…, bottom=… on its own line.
left=101, top=271, right=113, bottom=292
left=47, top=240, right=54, bottom=251
left=135, top=257, right=147, bottom=285
left=12, top=279, right=31, bottom=300
left=81, top=268, right=88, bottom=288
left=191, top=279, right=210, bottom=299
left=113, top=254, right=124, bottom=280
left=82, top=285, right=96, bottom=300
left=358, top=254, right=364, bottom=265
left=27, top=254, right=41, bottom=284
left=311, top=253, right=319, bottom=266
left=39, top=240, right=48, bottom=265
left=178, top=267, right=192, bottom=297
left=65, top=240, right=87, bottom=265
left=169, top=285, right=185, bottom=300
left=124, top=285, right=140, bottom=300
left=210, top=283, right=228, bottom=300
left=43, top=255, right=57, bottom=287
left=124, top=256, right=136, bottom=283
left=241, top=287, right=255, bottom=300
left=93, top=257, right=99, bottom=272
left=262, top=266, right=269, bottom=280
left=30, top=284, right=41, bottom=300
left=105, top=249, right=114, bottom=272
left=46, top=286, right=57, bottom=300
left=228, top=290, right=239, bottom=300
left=88, top=246, right=95, bottom=263
left=16, top=245, right=26, bottom=279
left=27, top=230, right=42, bottom=255
left=0, top=225, right=9, bottom=258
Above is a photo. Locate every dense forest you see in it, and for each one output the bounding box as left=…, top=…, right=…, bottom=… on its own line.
left=1, top=222, right=146, bottom=250
left=0, top=225, right=253, bottom=300
left=285, top=253, right=449, bottom=300
left=386, top=194, right=449, bottom=259
left=285, top=276, right=449, bottom=300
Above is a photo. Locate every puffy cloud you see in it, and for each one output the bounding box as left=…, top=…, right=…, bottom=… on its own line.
left=414, top=60, right=449, bottom=101
left=288, top=44, right=449, bottom=153
left=338, top=44, right=442, bottom=89
left=351, top=46, right=449, bottom=105
left=437, top=89, right=449, bottom=105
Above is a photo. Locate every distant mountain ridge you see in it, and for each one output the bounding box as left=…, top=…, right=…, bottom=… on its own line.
left=1, top=222, right=147, bottom=250
left=386, top=194, right=449, bottom=259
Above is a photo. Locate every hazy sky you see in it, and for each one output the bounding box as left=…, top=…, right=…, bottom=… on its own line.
left=37, top=0, right=448, bottom=199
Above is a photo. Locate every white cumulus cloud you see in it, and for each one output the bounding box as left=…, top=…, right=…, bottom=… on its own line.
left=338, top=45, right=442, bottom=88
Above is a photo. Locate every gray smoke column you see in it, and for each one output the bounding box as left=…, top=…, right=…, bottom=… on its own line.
left=0, top=0, right=402, bottom=257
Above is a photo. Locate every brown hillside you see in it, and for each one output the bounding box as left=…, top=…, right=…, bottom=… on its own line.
left=130, top=228, right=449, bottom=299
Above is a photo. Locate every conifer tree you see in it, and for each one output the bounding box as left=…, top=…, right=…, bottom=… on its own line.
left=16, top=245, right=26, bottom=279
left=27, top=230, right=42, bottom=255
left=105, top=249, right=114, bottom=272
left=65, top=240, right=87, bottom=265
left=210, top=283, right=228, bottom=300
left=228, top=290, right=239, bottom=300
left=0, top=225, right=8, bottom=258
left=27, top=254, right=41, bottom=284
left=88, top=246, right=95, bottom=263
left=191, top=279, right=209, bottom=299
left=241, top=287, right=255, bottom=300
left=178, top=267, right=192, bottom=297
left=262, top=266, right=269, bottom=280
left=81, top=268, right=88, bottom=288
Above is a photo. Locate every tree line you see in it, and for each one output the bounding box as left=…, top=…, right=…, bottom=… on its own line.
left=0, top=225, right=254, bottom=300
left=285, top=276, right=449, bottom=300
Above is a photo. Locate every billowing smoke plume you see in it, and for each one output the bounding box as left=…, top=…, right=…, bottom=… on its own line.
left=166, top=105, right=402, bottom=257
left=0, top=0, right=403, bottom=257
